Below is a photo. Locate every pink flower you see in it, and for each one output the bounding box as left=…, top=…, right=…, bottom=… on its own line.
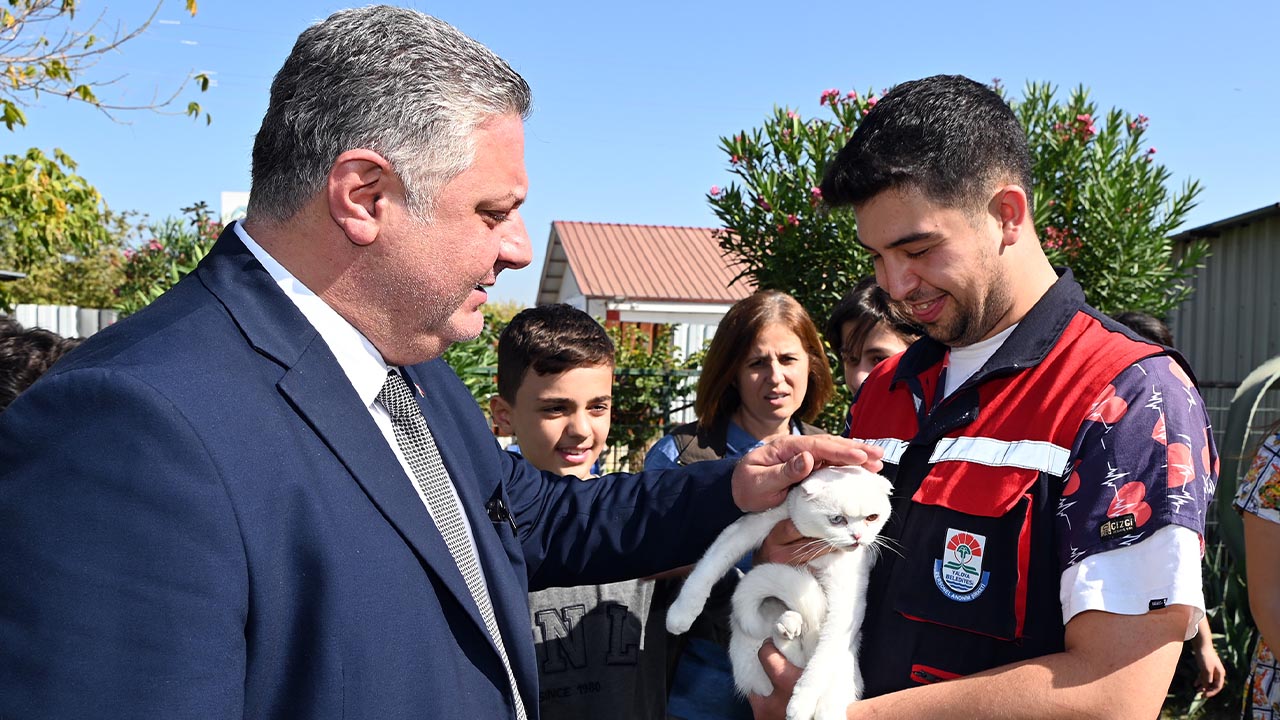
left=1147, top=147, right=1157, bottom=154
left=787, top=214, right=799, bottom=226
left=819, top=88, right=840, bottom=105
left=709, top=185, right=722, bottom=196
left=866, top=96, right=878, bottom=107
left=148, top=240, right=163, bottom=251
left=811, top=186, right=823, bottom=200
left=730, top=154, right=740, bottom=165
left=1076, top=113, right=1092, bottom=124
left=846, top=90, right=858, bottom=100
left=786, top=110, right=798, bottom=119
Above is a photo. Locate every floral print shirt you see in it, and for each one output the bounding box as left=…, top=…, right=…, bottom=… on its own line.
left=1058, top=356, right=1217, bottom=569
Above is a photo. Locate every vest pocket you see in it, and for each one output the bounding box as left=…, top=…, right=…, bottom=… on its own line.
left=889, top=465, right=1036, bottom=643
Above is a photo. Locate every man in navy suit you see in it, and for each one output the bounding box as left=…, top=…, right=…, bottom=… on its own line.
left=0, top=7, right=880, bottom=719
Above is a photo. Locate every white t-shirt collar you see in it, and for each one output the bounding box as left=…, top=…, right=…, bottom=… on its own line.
left=942, top=323, right=1019, bottom=399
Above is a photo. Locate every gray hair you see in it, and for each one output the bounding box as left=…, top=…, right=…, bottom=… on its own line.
left=247, top=6, right=532, bottom=222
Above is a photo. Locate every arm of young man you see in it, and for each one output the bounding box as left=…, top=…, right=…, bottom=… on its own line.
left=753, top=605, right=1189, bottom=719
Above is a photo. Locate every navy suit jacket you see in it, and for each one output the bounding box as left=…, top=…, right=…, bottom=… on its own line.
left=0, top=229, right=741, bottom=719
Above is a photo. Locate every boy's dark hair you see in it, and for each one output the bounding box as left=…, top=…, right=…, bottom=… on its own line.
left=1111, top=310, right=1174, bottom=347
left=824, top=276, right=923, bottom=361
left=496, top=304, right=615, bottom=403
left=821, top=74, right=1033, bottom=214
left=0, top=328, right=83, bottom=411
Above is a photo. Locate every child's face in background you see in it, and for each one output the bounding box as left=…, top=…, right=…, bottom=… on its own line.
left=841, top=321, right=913, bottom=394
left=492, top=363, right=613, bottom=478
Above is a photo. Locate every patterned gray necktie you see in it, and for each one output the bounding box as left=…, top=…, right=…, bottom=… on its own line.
left=377, top=370, right=528, bottom=720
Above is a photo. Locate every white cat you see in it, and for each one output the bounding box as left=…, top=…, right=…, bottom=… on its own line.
left=666, top=465, right=893, bottom=720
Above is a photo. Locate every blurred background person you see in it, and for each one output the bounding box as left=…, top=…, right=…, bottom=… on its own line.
left=825, top=276, right=922, bottom=435
left=826, top=277, right=922, bottom=396
left=645, top=289, right=833, bottom=720
left=1234, top=421, right=1280, bottom=717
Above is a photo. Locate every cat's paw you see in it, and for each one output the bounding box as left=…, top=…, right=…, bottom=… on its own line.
left=816, top=687, right=855, bottom=720
left=665, top=599, right=699, bottom=635
left=774, top=610, right=804, bottom=640
left=785, top=688, right=821, bottom=720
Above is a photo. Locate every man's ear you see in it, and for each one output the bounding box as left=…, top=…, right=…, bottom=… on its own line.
left=489, top=395, right=515, bottom=436
left=992, top=184, right=1031, bottom=247
left=327, top=149, right=394, bottom=247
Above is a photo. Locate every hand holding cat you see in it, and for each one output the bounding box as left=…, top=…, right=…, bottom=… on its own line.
left=731, top=436, right=884, bottom=512
left=748, top=641, right=805, bottom=719
left=756, top=519, right=837, bottom=566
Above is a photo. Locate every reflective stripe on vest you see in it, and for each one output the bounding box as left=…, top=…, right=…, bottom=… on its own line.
left=855, top=437, right=909, bottom=465
left=928, top=436, right=1071, bottom=477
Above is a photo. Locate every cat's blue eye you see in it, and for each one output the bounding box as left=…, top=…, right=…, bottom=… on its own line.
left=828, top=515, right=847, bottom=526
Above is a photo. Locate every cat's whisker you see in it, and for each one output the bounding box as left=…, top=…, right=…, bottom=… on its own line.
left=870, top=537, right=905, bottom=560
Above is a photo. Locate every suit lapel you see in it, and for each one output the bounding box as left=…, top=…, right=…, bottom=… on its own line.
left=195, top=228, right=493, bottom=643
left=406, top=362, right=539, bottom=692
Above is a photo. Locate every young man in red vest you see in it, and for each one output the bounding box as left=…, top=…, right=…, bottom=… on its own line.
left=754, top=74, right=1215, bottom=719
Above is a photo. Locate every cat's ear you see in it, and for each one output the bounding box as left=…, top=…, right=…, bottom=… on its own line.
left=798, top=477, right=823, bottom=497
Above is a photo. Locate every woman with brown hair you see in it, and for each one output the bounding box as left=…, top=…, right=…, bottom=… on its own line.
left=644, top=289, right=833, bottom=720
left=647, top=290, right=834, bottom=470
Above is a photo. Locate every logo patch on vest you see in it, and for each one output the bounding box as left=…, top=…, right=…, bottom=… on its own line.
left=933, top=529, right=990, bottom=602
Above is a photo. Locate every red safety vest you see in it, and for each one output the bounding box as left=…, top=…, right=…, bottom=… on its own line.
left=849, top=272, right=1177, bottom=696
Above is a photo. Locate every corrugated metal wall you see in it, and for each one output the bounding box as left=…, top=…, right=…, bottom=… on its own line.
left=1168, top=210, right=1280, bottom=463
left=1169, top=212, right=1280, bottom=385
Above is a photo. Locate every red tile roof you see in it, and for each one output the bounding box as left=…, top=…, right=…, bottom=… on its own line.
left=538, top=221, right=755, bottom=305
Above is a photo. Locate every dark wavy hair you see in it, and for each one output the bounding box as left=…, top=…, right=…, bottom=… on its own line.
left=824, top=276, right=922, bottom=364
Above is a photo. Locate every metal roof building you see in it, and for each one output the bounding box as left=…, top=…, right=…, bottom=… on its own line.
left=536, top=220, right=755, bottom=357
left=1169, top=202, right=1280, bottom=387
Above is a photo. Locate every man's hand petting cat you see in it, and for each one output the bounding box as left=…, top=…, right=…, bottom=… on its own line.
left=731, top=436, right=884, bottom=513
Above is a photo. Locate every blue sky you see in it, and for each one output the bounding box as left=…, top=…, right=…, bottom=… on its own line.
left=6, top=0, right=1277, bottom=307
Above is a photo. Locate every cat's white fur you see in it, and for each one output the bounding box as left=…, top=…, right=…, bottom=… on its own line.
left=666, top=465, right=893, bottom=720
